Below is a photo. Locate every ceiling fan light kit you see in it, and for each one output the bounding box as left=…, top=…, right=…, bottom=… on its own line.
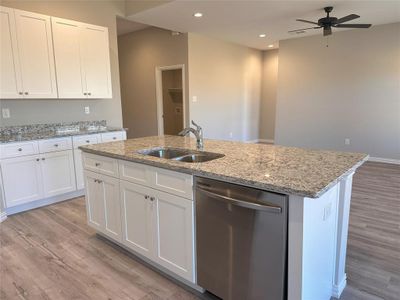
left=290, top=6, right=372, bottom=37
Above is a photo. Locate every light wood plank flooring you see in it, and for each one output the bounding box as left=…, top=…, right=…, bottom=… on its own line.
left=0, top=161, right=399, bottom=300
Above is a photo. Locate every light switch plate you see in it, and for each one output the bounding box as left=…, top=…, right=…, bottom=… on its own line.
left=84, top=106, right=90, bottom=114
left=2, top=108, right=10, bottom=119
left=192, top=96, right=198, bottom=103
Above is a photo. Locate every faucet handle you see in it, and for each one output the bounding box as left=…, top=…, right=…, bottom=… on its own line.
left=191, top=120, right=201, bottom=130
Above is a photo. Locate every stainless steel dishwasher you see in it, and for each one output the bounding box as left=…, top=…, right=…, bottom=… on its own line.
left=195, top=177, right=288, bottom=300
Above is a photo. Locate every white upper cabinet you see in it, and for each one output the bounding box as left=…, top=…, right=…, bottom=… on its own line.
left=14, top=9, right=57, bottom=98
left=0, top=6, right=112, bottom=99
left=52, top=17, right=85, bottom=98
left=0, top=6, right=22, bottom=98
left=52, top=17, right=112, bottom=99
left=81, top=24, right=112, bottom=99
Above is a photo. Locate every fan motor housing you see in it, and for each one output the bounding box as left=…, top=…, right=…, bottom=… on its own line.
left=318, top=17, right=338, bottom=26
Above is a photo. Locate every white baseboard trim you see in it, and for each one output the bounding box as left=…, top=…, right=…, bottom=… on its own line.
left=0, top=211, right=7, bottom=223
left=332, top=276, right=347, bottom=299
left=369, top=157, right=400, bottom=165
left=246, top=139, right=275, bottom=144
left=6, top=189, right=85, bottom=216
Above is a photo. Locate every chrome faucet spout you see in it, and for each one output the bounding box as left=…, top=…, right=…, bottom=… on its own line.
left=178, top=121, right=204, bottom=150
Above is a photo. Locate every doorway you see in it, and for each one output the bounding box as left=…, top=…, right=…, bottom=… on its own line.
left=155, top=65, right=186, bottom=135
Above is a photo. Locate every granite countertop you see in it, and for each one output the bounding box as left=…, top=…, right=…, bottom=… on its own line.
left=0, top=127, right=126, bottom=144
left=79, top=135, right=368, bottom=198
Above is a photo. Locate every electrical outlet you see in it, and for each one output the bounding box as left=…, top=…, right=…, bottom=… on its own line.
left=192, top=96, right=197, bottom=103
left=2, top=108, right=10, bottom=119
left=344, top=138, right=350, bottom=145
left=84, top=106, right=90, bottom=114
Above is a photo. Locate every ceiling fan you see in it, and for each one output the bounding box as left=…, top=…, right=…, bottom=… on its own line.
left=289, top=6, right=372, bottom=36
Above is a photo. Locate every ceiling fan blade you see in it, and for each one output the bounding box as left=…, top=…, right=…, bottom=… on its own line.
left=335, top=23, right=372, bottom=28
left=288, top=26, right=321, bottom=33
left=323, top=26, right=332, bottom=36
left=296, top=19, right=319, bottom=25
left=336, top=14, right=360, bottom=24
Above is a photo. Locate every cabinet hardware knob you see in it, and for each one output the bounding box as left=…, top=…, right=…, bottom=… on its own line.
left=19, top=92, right=23, bottom=95
left=83, top=92, right=87, bottom=96
left=95, top=162, right=101, bottom=167
left=144, top=195, right=149, bottom=199
left=150, top=197, right=155, bottom=202
left=113, top=137, right=117, bottom=140
left=54, top=144, right=59, bottom=147
left=18, top=148, right=22, bottom=151
left=42, top=158, right=45, bottom=161
left=86, top=140, right=90, bottom=143
left=24, top=92, right=28, bottom=95
left=97, top=180, right=102, bottom=184
left=88, top=92, right=91, bottom=96
left=36, top=158, right=40, bottom=161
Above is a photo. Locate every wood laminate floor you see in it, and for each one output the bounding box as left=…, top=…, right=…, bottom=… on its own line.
left=0, top=161, right=399, bottom=300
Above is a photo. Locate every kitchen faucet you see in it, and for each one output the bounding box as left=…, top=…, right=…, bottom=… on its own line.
left=179, top=121, right=204, bottom=150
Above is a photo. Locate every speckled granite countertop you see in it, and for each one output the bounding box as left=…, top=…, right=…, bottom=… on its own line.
left=0, top=127, right=126, bottom=144
left=80, top=136, right=368, bottom=198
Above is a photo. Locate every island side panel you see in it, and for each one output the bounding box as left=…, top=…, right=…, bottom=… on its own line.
left=288, top=183, right=339, bottom=300
left=333, top=172, right=355, bottom=298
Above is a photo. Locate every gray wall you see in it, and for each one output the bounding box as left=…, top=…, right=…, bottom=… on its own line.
left=188, top=33, right=262, bottom=142
left=275, top=23, right=400, bottom=160
left=118, top=27, right=188, bottom=138
left=259, top=49, right=278, bottom=141
left=0, top=0, right=125, bottom=127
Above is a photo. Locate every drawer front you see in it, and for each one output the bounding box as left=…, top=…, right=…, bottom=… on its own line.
left=0, top=141, right=39, bottom=159
left=82, top=153, right=119, bottom=178
left=73, top=134, right=100, bottom=148
left=119, top=160, right=151, bottom=186
left=100, top=131, right=126, bottom=143
left=151, top=167, right=193, bottom=200
left=39, top=137, right=72, bottom=153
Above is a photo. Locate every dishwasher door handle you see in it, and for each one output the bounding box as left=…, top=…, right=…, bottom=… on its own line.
left=197, top=187, right=282, bottom=213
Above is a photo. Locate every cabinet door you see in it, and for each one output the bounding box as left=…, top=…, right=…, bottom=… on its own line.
left=0, top=155, right=43, bottom=207
left=153, top=190, right=195, bottom=282
left=120, top=181, right=154, bottom=259
left=14, top=9, right=57, bottom=98
left=84, top=171, right=104, bottom=231
left=81, top=24, right=112, bottom=99
left=0, top=6, right=22, bottom=98
left=41, top=150, right=76, bottom=197
left=51, top=17, right=86, bottom=99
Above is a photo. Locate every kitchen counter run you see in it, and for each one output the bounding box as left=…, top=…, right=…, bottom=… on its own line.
left=79, top=135, right=368, bottom=198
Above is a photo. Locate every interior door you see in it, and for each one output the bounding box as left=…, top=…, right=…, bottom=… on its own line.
left=52, top=17, right=86, bottom=98
left=14, top=9, right=57, bottom=98
left=41, top=150, right=76, bottom=197
left=120, top=181, right=154, bottom=259
left=81, top=24, right=112, bottom=99
left=153, top=190, right=194, bottom=282
left=84, top=170, right=104, bottom=230
left=1, top=155, right=43, bottom=207
left=0, top=6, right=22, bottom=98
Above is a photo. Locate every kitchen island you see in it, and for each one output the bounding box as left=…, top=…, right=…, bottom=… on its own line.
left=80, top=136, right=368, bottom=300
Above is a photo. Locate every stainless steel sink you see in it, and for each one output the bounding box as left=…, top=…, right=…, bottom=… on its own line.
left=137, top=147, right=224, bottom=163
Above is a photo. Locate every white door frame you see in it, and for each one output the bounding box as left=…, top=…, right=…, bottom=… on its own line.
left=155, top=64, right=186, bottom=135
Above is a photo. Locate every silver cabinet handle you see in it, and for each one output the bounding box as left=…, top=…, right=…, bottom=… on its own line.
left=18, top=148, right=22, bottom=151
left=19, top=92, right=23, bottom=95
left=54, top=144, right=59, bottom=147
left=86, top=140, right=90, bottom=143
left=24, top=92, right=28, bottom=95
left=113, top=137, right=117, bottom=140
left=197, top=187, right=282, bottom=213
left=95, top=162, right=101, bottom=167
left=88, top=92, right=91, bottom=96
left=94, top=179, right=98, bottom=183
left=36, top=158, right=40, bottom=162
left=144, top=195, right=149, bottom=199
left=83, top=92, right=87, bottom=96
left=97, top=180, right=102, bottom=184
left=150, top=196, right=155, bottom=202
left=42, top=158, right=45, bottom=161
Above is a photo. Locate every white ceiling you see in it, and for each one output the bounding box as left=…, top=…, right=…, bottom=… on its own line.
left=126, top=0, right=400, bottom=50
left=116, top=17, right=149, bottom=36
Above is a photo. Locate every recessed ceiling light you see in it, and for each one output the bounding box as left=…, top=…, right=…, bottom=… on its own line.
left=259, top=34, right=266, bottom=38
left=193, top=12, right=203, bottom=18
left=268, top=44, right=274, bottom=48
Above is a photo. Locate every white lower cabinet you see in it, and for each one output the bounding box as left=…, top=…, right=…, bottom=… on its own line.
left=1, top=154, right=43, bottom=207
left=84, top=171, right=121, bottom=241
left=42, top=150, right=76, bottom=197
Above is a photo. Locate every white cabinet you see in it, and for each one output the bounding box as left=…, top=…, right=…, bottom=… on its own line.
left=101, top=131, right=126, bottom=143
left=0, top=6, right=22, bottom=98
left=1, top=154, right=43, bottom=207
left=41, top=150, right=76, bottom=197
left=14, top=9, right=57, bottom=98
left=84, top=171, right=121, bottom=241
left=154, top=190, right=194, bottom=282
left=120, top=181, right=154, bottom=258
left=81, top=24, right=112, bottom=99
left=52, top=17, right=112, bottom=99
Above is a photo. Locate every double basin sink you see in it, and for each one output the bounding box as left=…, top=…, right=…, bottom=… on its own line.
left=137, top=147, right=224, bottom=163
